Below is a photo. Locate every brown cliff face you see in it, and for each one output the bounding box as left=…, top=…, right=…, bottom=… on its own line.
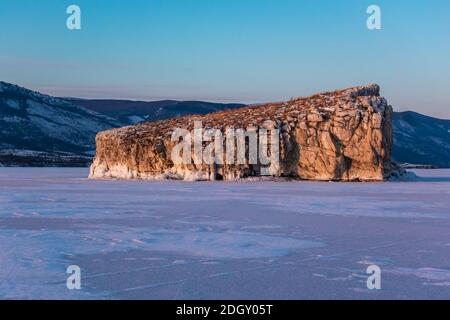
left=89, top=84, right=394, bottom=181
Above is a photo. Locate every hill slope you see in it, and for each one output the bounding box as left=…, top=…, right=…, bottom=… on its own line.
left=0, top=82, right=122, bottom=166
left=67, top=98, right=245, bottom=125
left=393, top=111, right=450, bottom=168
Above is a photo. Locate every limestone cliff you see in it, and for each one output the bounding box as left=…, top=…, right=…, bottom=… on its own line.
left=89, top=84, right=394, bottom=181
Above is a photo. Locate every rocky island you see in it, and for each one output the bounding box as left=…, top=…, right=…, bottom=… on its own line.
left=89, top=84, right=395, bottom=181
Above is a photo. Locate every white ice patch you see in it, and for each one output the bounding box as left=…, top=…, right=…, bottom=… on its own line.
left=242, top=172, right=450, bottom=219
left=127, top=229, right=323, bottom=259
left=5, top=99, right=21, bottom=110
left=357, top=256, right=393, bottom=266
left=128, top=115, right=145, bottom=124
left=397, top=120, right=416, bottom=133
left=0, top=224, right=322, bottom=298
left=0, top=149, right=48, bottom=156
left=386, top=267, right=450, bottom=287
left=1, top=116, right=23, bottom=123
left=0, top=229, right=107, bottom=299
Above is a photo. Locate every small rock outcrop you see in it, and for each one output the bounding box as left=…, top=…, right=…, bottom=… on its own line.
left=89, top=84, right=394, bottom=181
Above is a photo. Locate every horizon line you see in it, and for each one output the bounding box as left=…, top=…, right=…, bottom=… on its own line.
left=2, top=80, right=449, bottom=120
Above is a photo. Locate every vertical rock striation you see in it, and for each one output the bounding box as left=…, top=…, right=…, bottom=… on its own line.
left=89, top=84, right=394, bottom=181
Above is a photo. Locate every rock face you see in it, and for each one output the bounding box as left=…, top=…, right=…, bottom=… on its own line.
left=89, top=84, right=394, bottom=181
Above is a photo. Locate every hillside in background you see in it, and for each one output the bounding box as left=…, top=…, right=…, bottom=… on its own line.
left=0, top=82, right=122, bottom=166
left=393, top=111, right=450, bottom=168
left=66, top=98, right=245, bottom=125
left=1, top=82, right=449, bottom=167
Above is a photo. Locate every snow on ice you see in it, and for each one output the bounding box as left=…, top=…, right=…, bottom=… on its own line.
left=0, top=168, right=449, bottom=299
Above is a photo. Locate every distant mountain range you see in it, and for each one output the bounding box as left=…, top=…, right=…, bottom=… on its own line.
left=65, top=98, right=244, bottom=125
left=1, top=81, right=449, bottom=167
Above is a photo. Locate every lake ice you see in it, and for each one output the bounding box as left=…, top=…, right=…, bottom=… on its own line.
left=0, top=168, right=449, bottom=299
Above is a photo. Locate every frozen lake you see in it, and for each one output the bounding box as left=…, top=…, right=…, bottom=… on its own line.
left=0, top=168, right=449, bottom=299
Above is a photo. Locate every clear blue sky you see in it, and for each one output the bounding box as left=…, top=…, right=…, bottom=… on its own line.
left=0, top=0, right=449, bottom=118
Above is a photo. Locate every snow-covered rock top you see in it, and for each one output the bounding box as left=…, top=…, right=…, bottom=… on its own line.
left=90, top=84, right=396, bottom=182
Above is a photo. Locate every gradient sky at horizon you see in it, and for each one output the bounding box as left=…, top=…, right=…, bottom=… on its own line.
left=0, top=0, right=449, bottom=118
